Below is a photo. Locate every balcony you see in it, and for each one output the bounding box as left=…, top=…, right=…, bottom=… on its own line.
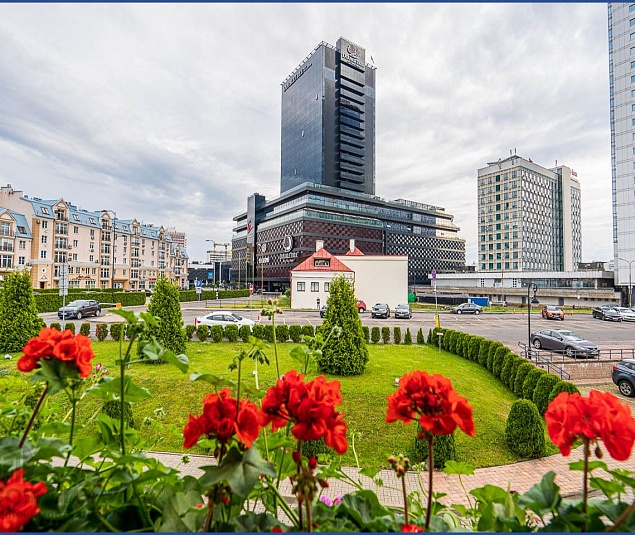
left=0, top=245, right=14, bottom=253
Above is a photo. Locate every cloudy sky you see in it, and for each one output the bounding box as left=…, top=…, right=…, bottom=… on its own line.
left=0, top=3, right=611, bottom=264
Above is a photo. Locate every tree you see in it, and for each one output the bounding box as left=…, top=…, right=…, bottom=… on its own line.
left=140, top=276, right=186, bottom=357
left=0, top=271, right=43, bottom=353
left=317, top=275, right=369, bottom=376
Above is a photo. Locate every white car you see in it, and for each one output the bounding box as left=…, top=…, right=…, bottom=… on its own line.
left=617, top=307, right=635, bottom=322
left=194, top=312, right=255, bottom=329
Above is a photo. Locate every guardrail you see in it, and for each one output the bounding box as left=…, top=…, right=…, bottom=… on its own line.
left=517, top=342, right=572, bottom=380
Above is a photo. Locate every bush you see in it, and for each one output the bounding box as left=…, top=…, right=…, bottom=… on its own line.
left=65, top=322, right=76, bottom=335
left=514, top=362, right=534, bottom=396
left=404, top=328, right=412, bottom=345
left=239, top=324, right=252, bottom=342
left=318, top=275, right=369, bottom=376
left=276, top=324, right=289, bottom=343
left=225, top=324, right=239, bottom=343
left=95, top=323, right=109, bottom=341
left=413, top=429, right=457, bottom=468
left=262, top=324, right=274, bottom=343
left=101, top=400, right=135, bottom=429
left=492, top=346, right=509, bottom=378
left=50, top=322, right=62, bottom=331
left=196, top=324, right=209, bottom=342
left=547, top=381, right=581, bottom=405
left=487, top=342, right=504, bottom=372
left=500, top=353, right=519, bottom=388
left=426, top=329, right=432, bottom=345
left=124, top=324, right=133, bottom=340
left=507, top=357, right=524, bottom=390
left=0, top=271, right=45, bottom=352
left=522, top=368, right=547, bottom=401
left=289, top=325, right=302, bottom=343
left=533, top=374, right=562, bottom=415
left=79, top=322, right=91, bottom=337
left=252, top=324, right=264, bottom=340
left=417, top=328, right=425, bottom=345
left=301, top=325, right=314, bottom=340
left=505, top=399, right=546, bottom=458
left=393, top=326, right=402, bottom=345
left=371, top=326, right=380, bottom=344
left=381, top=326, right=391, bottom=344
left=110, top=323, right=124, bottom=342
left=469, top=337, right=484, bottom=362
left=184, top=324, right=196, bottom=341
left=362, top=325, right=370, bottom=343
left=301, top=437, right=331, bottom=460
left=210, top=325, right=224, bottom=343
left=478, top=340, right=493, bottom=367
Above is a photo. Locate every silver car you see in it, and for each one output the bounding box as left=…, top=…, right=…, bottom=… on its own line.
left=394, top=304, right=412, bottom=319
left=530, top=329, right=599, bottom=358
left=616, top=307, right=635, bottom=322
left=194, top=312, right=255, bottom=329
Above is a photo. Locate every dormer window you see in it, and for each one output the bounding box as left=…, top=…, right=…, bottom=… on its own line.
left=89, top=217, right=96, bottom=225
left=41, top=207, right=49, bottom=215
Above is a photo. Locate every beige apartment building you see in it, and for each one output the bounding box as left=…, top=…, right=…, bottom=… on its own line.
left=0, top=184, right=188, bottom=291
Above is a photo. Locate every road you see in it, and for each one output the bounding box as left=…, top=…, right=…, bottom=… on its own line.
left=42, top=299, right=635, bottom=352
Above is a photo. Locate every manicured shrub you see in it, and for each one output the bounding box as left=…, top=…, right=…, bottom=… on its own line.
left=262, top=324, right=274, bottom=343
left=289, top=325, right=302, bottom=343
left=513, top=362, right=534, bottom=396
left=426, top=328, right=432, bottom=345
left=196, top=324, right=209, bottom=342
left=430, top=327, right=444, bottom=348
left=404, top=328, right=413, bottom=345
left=252, top=324, right=264, bottom=340
left=225, top=324, right=239, bottom=343
left=478, top=339, right=492, bottom=367
left=533, top=374, right=562, bottom=415
left=507, top=357, right=523, bottom=389
left=418, top=328, right=426, bottom=345
left=95, top=323, right=109, bottom=342
left=460, top=333, right=471, bottom=358
left=301, top=325, right=314, bottom=340
left=124, top=324, right=133, bottom=340
left=318, top=275, right=369, bottom=376
left=505, top=399, right=545, bottom=458
left=0, top=271, right=44, bottom=353
left=371, top=326, right=380, bottom=344
left=79, top=322, right=91, bottom=337
left=413, top=428, right=457, bottom=468
left=547, top=381, right=580, bottom=405
left=210, top=325, right=224, bottom=343
left=184, top=324, right=196, bottom=341
left=110, top=323, right=124, bottom=342
left=469, top=336, right=484, bottom=362
left=301, top=437, right=331, bottom=460
left=443, top=330, right=453, bottom=351
left=500, top=353, right=520, bottom=388
left=381, top=326, right=391, bottom=344
left=65, top=322, right=76, bottom=335
left=522, top=368, right=547, bottom=401
left=50, top=322, right=62, bottom=331
left=393, top=326, right=401, bottom=345
left=362, top=325, right=370, bottom=343
left=487, top=342, right=504, bottom=372
left=101, top=400, right=135, bottom=429
left=239, top=324, right=252, bottom=342
left=275, top=324, right=289, bottom=343
left=492, top=346, right=509, bottom=378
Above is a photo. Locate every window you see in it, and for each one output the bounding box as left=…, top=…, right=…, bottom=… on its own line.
left=297, top=282, right=305, bottom=292
left=89, top=218, right=96, bottom=225
left=19, top=240, right=26, bottom=250
left=73, top=214, right=80, bottom=221
left=631, top=4, right=635, bottom=12
left=40, top=250, right=47, bottom=259
left=631, top=32, right=635, bottom=41
left=18, top=256, right=25, bottom=265
left=41, top=207, right=49, bottom=215
left=311, top=282, right=319, bottom=292
left=324, top=282, right=330, bottom=292
left=74, top=226, right=79, bottom=233
left=41, top=235, right=47, bottom=244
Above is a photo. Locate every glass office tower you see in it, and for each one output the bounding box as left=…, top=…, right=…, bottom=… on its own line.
left=280, top=37, right=376, bottom=196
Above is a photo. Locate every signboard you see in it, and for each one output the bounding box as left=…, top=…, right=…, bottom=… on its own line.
left=249, top=284, right=254, bottom=295
left=431, top=269, right=437, bottom=280
left=247, top=195, right=257, bottom=247
left=59, top=263, right=68, bottom=296
left=195, top=279, right=202, bottom=288
left=337, top=37, right=366, bottom=70
left=207, top=270, right=214, bottom=280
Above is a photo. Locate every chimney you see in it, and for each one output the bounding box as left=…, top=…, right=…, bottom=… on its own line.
left=315, top=239, right=324, bottom=252
left=349, top=238, right=355, bottom=252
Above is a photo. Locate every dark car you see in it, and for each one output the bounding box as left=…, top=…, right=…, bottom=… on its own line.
left=394, top=304, right=412, bottom=319
left=530, top=329, right=600, bottom=358
left=612, top=359, right=635, bottom=397
left=592, top=305, right=623, bottom=322
left=541, top=305, right=565, bottom=321
left=57, top=299, right=102, bottom=320
left=451, top=303, right=482, bottom=315
left=371, top=303, right=390, bottom=319
left=319, top=304, right=327, bottom=318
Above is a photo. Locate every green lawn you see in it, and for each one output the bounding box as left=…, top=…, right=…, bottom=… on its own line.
left=1, top=340, right=557, bottom=469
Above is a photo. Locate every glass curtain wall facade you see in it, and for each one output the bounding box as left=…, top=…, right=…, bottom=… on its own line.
left=280, top=38, right=376, bottom=196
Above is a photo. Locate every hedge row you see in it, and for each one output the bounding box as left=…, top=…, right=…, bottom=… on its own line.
left=35, top=291, right=146, bottom=313
left=178, top=289, right=250, bottom=302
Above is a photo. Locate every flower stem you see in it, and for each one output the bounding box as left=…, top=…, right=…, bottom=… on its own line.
left=236, top=359, right=242, bottom=420
left=607, top=499, right=635, bottom=532
left=68, top=388, right=77, bottom=447
left=401, top=473, right=409, bottom=525
left=582, top=437, right=589, bottom=532
left=425, top=434, right=434, bottom=532
left=203, top=501, right=214, bottom=532
left=305, top=498, right=312, bottom=533
left=18, top=382, right=48, bottom=448
left=271, top=314, right=280, bottom=378
left=119, top=354, right=126, bottom=457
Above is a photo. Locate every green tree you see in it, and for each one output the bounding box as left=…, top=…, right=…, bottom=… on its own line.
left=317, top=275, right=369, bottom=376
left=0, top=271, right=43, bottom=352
left=404, top=327, right=413, bottom=345
left=505, top=399, right=546, bottom=458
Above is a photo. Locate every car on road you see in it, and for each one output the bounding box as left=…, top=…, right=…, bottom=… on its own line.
left=612, top=359, right=635, bottom=397
left=319, top=304, right=327, bottom=318
left=541, top=305, right=565, bottom=321
left=530, top=329, right=600, bottom=358
left=592, top=305, right=623, bottom=322
left=194, top=312, right=255, bottom=329
left=357, top=300, right=367, bottom=313
left=394, top=304, right=412, bottom=319
left=616, top=307, right=635, bottom=322
left=57, top=300, right=102, bottom=320
left=371, top=303, right=390, bottom=319
left=451, top=303, right=482, bottom=315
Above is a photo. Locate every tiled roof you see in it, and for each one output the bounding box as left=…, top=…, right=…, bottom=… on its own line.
left=345, top=246, right=365, bottom=256
left=292, top=248, right=353, bottom=273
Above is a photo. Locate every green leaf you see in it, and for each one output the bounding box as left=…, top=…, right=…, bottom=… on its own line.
left=590, top=475, right=626, bottom=497
left=518, top=471, right=561, bottom=515
left=607, top=468, right=635, bottom=489
left=444, top=460, right=476, bottom=476
left=189, top=372, right=236, bottom=388
left=111, top=308, right=138, bottom=324
left=199, top=445, right=276, bottom=498
left=87, top=375, right=151, bottom=403
left=470, top=484, right=511, bottom=504
left=230, top=512, right=280, bottom=533
left=157, top=490, right=205, bottom=532
left=160, top=349, right=189, bottom=373
left=139, top=311, right=160, bottom=327
left=359, top=466, right=381, bottom=479
left=569, top=459, right=607, bottom=472
left=72, top=437, right=105, bottom=461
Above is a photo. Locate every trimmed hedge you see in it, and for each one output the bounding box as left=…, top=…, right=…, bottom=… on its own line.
left=404, top=328, right=412, bottom=345
left=252, top=324, right=264, bottom=340
left=210, top=325, right=223, bottom=343
left=95, top=323, right=109, bottom=341
left=275, top=324, right=289, bottom=343
left=381, top=327, right=391, bottom=344
left=371, top=326, right=380, bottom=344
left=492, top=346, right=509, bottom=379
left=522, top=368, right=547, bottom=401
left=110, top=323, right=124, bottom=342
left=487, top=342, right=504, bottom=372
left=393, top=327, right=401, bottom=345
left=478, top=339, right=493, bottom=367
left=500, top=353, right=520, bottom=388
left=505, top=399, right=545, bottom=458
left=239, top=325, right=252, bottom=342
left=196, top=324, right=209, bottom=342
left=225, top=324, right=239, bottom=343
left=547, top=381, right=580, bottom=405
left=184, top=324, right=196, bottom=341
left=301, top=325, right=314, bottom=340
left=34, top=291, right=146, bottom=313
left=79, top=322, right=91, bottom=337
left=177, top=289, right=250, bottom=302
left=468, top=337, right=484, bottom=362
left=262, top=325, right=274, bottom=343
left=533, top=374, right=562, bottom=415
left=514, top=362, right=534, bottom=396
left=413, top=430, right=457, bottom=468
left=50, top=322, right=61, bottom=331
left=289, top=325, right=302, bottom=343
left=362, top=326, right=370, bottom=344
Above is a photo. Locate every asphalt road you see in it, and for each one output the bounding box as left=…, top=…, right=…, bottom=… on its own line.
left=42, top=299, right=635, bottom=352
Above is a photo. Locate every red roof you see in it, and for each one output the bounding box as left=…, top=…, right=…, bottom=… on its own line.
left=291, top=248, right=353, bottom=273
left=345, top=246, right=364, bottom=256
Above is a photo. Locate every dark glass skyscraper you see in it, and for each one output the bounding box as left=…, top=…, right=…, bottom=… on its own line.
left=280, top=37, right=376, bottom=196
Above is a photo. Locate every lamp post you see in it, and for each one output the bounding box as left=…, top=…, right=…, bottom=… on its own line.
left=527, top=283, right=538, bottom=354
left=103, top=210, right=117, bottom=304
left=618, top=257, right=635, bottom=309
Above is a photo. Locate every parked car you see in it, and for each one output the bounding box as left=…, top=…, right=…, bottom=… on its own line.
left=592, top=305, right=623, bottom=322
left=57, top=300, right=102, bottom=320
left=451, top=303, right=482, bottom=315
left=541, top=305, right=565, bottom=321
left=319, top=304, right=328, bottom=318
left=371, top=303, right=390, bottom=319
left=357, top=300, right=367, bottom=313
left=616, top=307, right=635, bottom=322
left=612, top=359, right=635, bottom=397
left=530, top=329, right=600, bottom=358
left=194, top=312, right=255, bottom=328
left=394, top=304, right=412, bottom=319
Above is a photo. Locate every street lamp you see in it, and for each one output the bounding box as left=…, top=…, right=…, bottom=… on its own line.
left=527, top=283, right=539, bottom=354
left=618, top=257, right=635, bottom=309
left=103, top=210, right=117, bottom=304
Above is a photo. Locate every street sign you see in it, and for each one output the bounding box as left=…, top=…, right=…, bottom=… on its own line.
left=195, top=279, right=202, bottom=288
left=431, top=269, right=437, bottom=280
left=59, top=263, right=69, bottom=296
left=249, top=284, right=253, bottom=295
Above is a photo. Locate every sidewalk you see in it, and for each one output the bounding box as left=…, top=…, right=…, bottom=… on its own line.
left=147, top=446, right=635, bottom=508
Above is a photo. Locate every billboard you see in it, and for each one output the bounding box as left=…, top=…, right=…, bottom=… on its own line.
left=337, top=37, right=366, bottom=71
left=247, top=194, right=256, bottom=248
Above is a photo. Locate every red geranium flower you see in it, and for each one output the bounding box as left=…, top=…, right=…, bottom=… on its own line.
left=386, top=371, right=475, bottom=437
left=401, top=523, right=424, bottom=532
left=0, top=468, right=47, bottom=533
